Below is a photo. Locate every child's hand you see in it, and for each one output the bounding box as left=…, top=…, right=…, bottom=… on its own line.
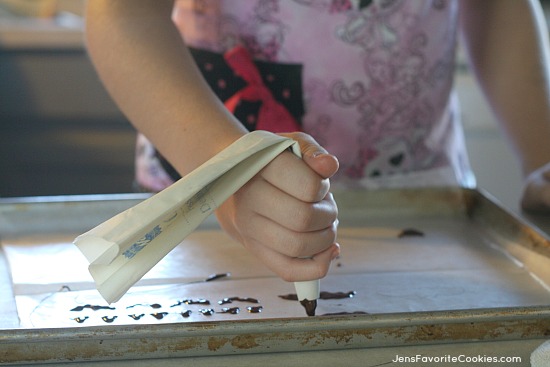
left=215, top=132, right=340, bottom=282
left=521, top=162, right=550, bottom=212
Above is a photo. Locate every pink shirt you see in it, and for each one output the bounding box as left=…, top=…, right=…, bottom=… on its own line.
left=136, top=0, right=475, bottom=191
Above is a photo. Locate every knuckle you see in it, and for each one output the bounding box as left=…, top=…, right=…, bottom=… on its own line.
left=300, top=178, right=327, bottom=203
left=289, top=131, right=308, bottom=141
left=282, top=233, right=312, bottom=258
left=290, top=206, right=315, bottom=232
left=287, top=240, right=308, bottom=258
left=313, top=262, right=331, bottom=279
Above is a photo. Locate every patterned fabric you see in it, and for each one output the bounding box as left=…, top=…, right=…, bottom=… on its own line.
left=136, top=0, right=475, bottom=191
left=194, top=45, right=304, bottom=133
left=223, top=45, right=302, bottom=133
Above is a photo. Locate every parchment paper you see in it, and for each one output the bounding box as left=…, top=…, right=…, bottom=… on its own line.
left=73, top=131, right=302, bottom=303
left=6, top=219, right=550, bottom=328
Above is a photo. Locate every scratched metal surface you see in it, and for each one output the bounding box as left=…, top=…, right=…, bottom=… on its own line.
left=1, top=188, right=550, bottom=365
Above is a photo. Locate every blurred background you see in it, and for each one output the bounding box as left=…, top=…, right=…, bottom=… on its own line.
left=0, top=0, right=135, bottom=198
left=1, top=0, right=549, bottom=214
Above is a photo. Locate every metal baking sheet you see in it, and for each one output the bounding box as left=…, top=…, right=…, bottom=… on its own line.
left=1, top=188, right=550, bottom=365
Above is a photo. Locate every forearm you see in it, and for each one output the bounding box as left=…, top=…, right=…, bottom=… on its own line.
left=459, top=0, right=550, bottom=176
left=85, top=0, right=247, bottom=176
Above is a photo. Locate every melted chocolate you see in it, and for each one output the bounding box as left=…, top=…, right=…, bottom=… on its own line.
left=199, top=308, right=215, bottom=316
left=246, top=306, right=263, bottom=313
left=278, top=294, right=298, bottom=301
left=219, top=307, right=240, bottom=314
left=300, top=299, right=317, bottom=317
left=128, top=314, right=145, bottom=320
left=69, top=294, right=266, bottom=323
left=218, top=297, right=259, bottom=305
left=71, top=304, right=115, bottom=312
left=151, top=312, right=169, bottom=320
left=101, top=316, right=117, bottom=323
left=127, top=303, right=162, bottom=309
left=180, top=310, right=192, bottom=318
left=171, top=298, right=210, bottom=307
left=319, top=291, right=356, bottom=299
left=398, top=228, right=425, bottom=238
left=280, top=290, right=357, bottom=316
left=205, top=273, right=230, bottom=282
left=279, top=290, right=356, bottom=301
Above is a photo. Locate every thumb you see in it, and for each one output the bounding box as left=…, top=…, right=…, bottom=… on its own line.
left=280, top=132, right=339, bottom=179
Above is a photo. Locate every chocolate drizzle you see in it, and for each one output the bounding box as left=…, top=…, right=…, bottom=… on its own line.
left=279, top=290, right=356, bottom=301
left=180, top=310, right=192, bottom=318
left=127, top=303, right=161, bottom=309
left=199, top=308, right=215, bottom=316
left=279, top=294, right=299, bottom=301
left=129, top=314, right=145, bottom=320
left=151, top=312, right=169, bottom=320
left=397, top=228, right=425, bottom=238
left=70, top=305, right=115, bottom=311
left=171, top=299, right=210, bottom=307
left=68, top=295, right=265, bottom=323
left=205, top=273, right=230, bottom=282
left=246, top=306, right=263, bottom=313
left=65, top=289, right=368, bottom=324
left=218, top=297, right=259, bottom=305
left=219, top=307, right=240, bottom=314
left=280, top=290, right=358, bottom=317
left=299, top=299, right=317, bottom=317
left=101, top=316, right=117, bottom=323
left=319, top=291, right=356, bottom=299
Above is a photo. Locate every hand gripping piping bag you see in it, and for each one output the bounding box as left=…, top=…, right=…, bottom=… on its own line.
left=74, top=131, right=319, bottom=305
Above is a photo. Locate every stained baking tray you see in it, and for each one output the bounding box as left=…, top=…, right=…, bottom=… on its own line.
left=1, top=188, right=550, bottom=365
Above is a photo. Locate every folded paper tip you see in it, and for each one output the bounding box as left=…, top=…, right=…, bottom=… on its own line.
left=73, top=235, right=120, bottom=265
left=294, top=279, right=320, bottom=301
left=97, top=287, right=122, bottom=305
left=88, top=264, right=126, bottom=304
